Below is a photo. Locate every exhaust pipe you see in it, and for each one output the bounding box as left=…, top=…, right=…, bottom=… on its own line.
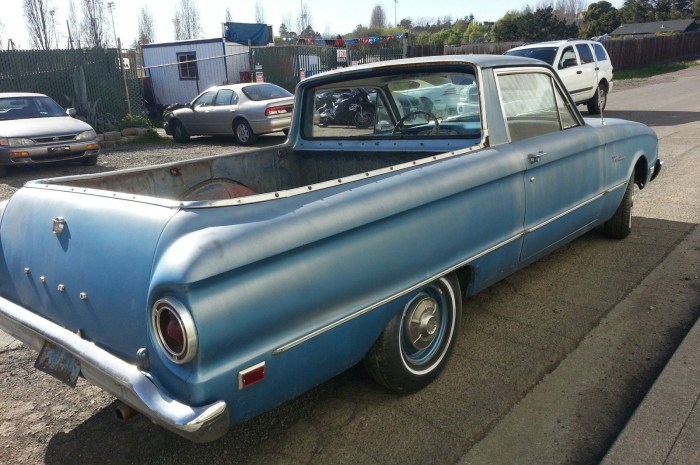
left=115, top=402, right=139, bottom=421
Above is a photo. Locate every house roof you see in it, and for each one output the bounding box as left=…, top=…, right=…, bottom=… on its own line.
left=610, top=19, right=697, bottom=36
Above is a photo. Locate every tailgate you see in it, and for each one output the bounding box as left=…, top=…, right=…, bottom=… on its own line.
left=0, top=186, right=178, bottom=361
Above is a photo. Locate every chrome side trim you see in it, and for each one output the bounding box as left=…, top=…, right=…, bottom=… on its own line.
left=273, top=181, right=628, bottom=355
left=272, top=232, right=524, bottom=355
left=523, top=180, right=626, bottom=234
left=0, top=296, right=229, bottom=443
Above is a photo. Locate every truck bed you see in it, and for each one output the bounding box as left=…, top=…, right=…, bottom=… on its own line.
left=38, top=145, right=436, bottom=203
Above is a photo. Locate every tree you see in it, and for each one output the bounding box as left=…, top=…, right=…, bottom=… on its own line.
left=67, top=0, right=80, bottom=48
left=81, top=0, right=108, bottom=48
left=137, top=6, right=155, bottom=44
left=370, top=4, right=387, bottom=30
left=492, top=7, right=578, bottom=42
left=693, top=0, right=700, bottom=17
left=619, top=0, right=655, bottom=22
left=296, top=3, right=312, bottom=35
left=24, top=0, right=58, bottom=50
left=254, top=1, right=265, bottom=24
left=174, top=0, right=202, bottom=40
left=580, top=1, right=621, bottom=37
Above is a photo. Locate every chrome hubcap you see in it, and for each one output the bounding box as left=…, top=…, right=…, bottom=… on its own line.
left=405, top=296, right=440, bottom=350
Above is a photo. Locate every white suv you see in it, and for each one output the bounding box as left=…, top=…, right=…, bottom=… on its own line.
left=505, top=39, right=613, bottom=115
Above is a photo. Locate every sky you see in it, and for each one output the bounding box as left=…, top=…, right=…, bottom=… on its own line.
left=1, top=0, right=624, bottom=49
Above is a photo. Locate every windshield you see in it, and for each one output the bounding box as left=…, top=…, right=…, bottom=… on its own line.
left=0, top=95, right=67, bottom=120
left=505, top=47, right=558, bottom=66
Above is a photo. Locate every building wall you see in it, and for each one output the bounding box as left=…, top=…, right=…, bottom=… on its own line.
left=142, top=38, right=232, bottom=105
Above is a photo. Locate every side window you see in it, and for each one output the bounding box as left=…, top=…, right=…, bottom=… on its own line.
left=214, top=89, right=236, bottom=106
left=559, top=46, right=578, bottom=69
left=498, top=72, right=576, bottom=142
left=192, top=91, right=216, bottom=108
left=177, top=52, right=198, bottom=80
left=576, top=44, right=594, bottom=64
left=593, top=43, right=609, bottom=62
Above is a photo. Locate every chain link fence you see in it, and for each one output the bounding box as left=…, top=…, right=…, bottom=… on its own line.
left=0, top=48, right=143, bottom=133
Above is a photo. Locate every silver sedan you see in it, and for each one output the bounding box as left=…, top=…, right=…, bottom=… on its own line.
left=0, top=92, right=100, bottom=177
left=164, top=83, right=294, bottom=145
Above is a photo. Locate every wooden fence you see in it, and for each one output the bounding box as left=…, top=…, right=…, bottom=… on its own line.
left=409, top=33, right=700, bottom=70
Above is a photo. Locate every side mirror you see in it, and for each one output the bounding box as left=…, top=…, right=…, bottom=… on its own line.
left=66, top=108, right=77, bottom=117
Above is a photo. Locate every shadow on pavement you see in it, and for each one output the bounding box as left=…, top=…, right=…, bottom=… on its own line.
left=41, top=218, right=698, bottom=465
left=602, top=110, right=700, bottom=127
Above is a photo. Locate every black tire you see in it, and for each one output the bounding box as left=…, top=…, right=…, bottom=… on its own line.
left=353, top=110, right=373, bottom=128
left=604, top=172, right=635, bottom=239
left=233, top=119, right=257, bottom=145
left=80, top=155, right=98, bottom=166
left=363, top=274, right=462, bottom=393
left=171, top=120, right=190, bottom=143
left=587, top=82, right=607, bottom=115
left=282, top=128, right=290, bottom=136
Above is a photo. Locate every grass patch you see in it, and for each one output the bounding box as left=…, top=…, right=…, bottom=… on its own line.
left=615, top=59, right=700, bottom=80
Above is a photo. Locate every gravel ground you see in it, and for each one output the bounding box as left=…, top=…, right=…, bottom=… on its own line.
left=0, top=132, right=288, bottom=202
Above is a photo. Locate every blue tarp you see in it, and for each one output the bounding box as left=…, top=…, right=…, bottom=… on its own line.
left=224, top=22, right=270, bottom=46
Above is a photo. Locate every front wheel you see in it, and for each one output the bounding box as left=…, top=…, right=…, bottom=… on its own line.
left=234, top=119, right=257, bottom=145
left=363, top=274, right=462, bottom=393
left=353, top=109, right=373, bottom=128
left=171, top=120, right=190, bottom=143
left=80, top=155, right=98, bottom=166
left=604, top=172, right=635, bottom=239
left=587, top=82, right=607, bottom=115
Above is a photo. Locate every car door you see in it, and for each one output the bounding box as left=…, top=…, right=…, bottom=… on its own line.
left=178, top=90, right=216, bottom=135
left=495, top=69, right=606, bottom=263
left=196, top=89, right=239, bottom=135
left=556, top=45, right=590, bottom=103
left=574, top=43, right=598, bottom=101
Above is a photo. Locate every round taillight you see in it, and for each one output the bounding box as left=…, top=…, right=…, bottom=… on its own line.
left=152, top=299, right=197, bottom=364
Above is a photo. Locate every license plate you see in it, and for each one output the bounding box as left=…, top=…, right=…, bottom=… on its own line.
left=34, top=341, right=81, bottom=387
left=48, top=146, right=70, bottom=153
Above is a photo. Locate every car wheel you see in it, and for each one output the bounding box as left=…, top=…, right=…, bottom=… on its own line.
left=234, top=119, right=257, bottom=145
left=171, top=120, right=190, bottom=143
left=363, top=274, right=462, bottom=393
left=282, top=128, right=289, bottom=136
left=80, top=155, right=98, bottom=166
left=604, top=172, right=635, bottom=239
left=587, top=82, right=607, bottom=115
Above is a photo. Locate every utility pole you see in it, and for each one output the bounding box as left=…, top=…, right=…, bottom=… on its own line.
left=107, top=2, right=117, bottom=48
left=395, top=0, right=398, bottom=27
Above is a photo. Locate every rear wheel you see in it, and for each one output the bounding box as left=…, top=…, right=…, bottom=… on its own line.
left=171, top=120, right=190, bottom=143
left=604, top=172, right=635, bottom=239
left=234, top=119, right=257, bottom=145
left=587, top=82, right=607, bottom=115
left=364, top=274, right=462, bottom=393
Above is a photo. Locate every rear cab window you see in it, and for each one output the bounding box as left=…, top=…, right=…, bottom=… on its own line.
left=304, top=68, right=482, bottom=143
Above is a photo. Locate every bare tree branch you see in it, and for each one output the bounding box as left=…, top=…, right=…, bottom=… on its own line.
left=138, top=6, right=155, bottom=44
left=81, top=0, right=108, bottom=48
left=174, top=0, right=202, bottom=40
left=255, top=1, right=265, bottom=24
left=24, top=0, right=58, bottom=50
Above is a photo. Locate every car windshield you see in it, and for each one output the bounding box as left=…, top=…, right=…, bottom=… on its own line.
left=505, top=47, right=558, bottom=66
left=242, top=84, right=293, bottom=101
left=0, top=96, right=67, bottom=120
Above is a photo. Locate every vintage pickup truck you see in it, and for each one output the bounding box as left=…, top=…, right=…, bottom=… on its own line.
left=0, top=55, right=661, bottom=442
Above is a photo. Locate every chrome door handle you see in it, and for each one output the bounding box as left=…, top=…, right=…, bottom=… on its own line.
left=528, top=151, right=546, bottom=164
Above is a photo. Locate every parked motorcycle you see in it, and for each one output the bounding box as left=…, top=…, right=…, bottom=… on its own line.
left=317, top=88, right=374, bottom=128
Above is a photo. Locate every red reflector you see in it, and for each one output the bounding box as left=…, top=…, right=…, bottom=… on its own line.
left=239, top=362, right=265, bottom=389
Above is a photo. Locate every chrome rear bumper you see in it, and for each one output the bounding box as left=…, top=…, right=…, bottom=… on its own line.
left=0, top=295, right=229, bottom=443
